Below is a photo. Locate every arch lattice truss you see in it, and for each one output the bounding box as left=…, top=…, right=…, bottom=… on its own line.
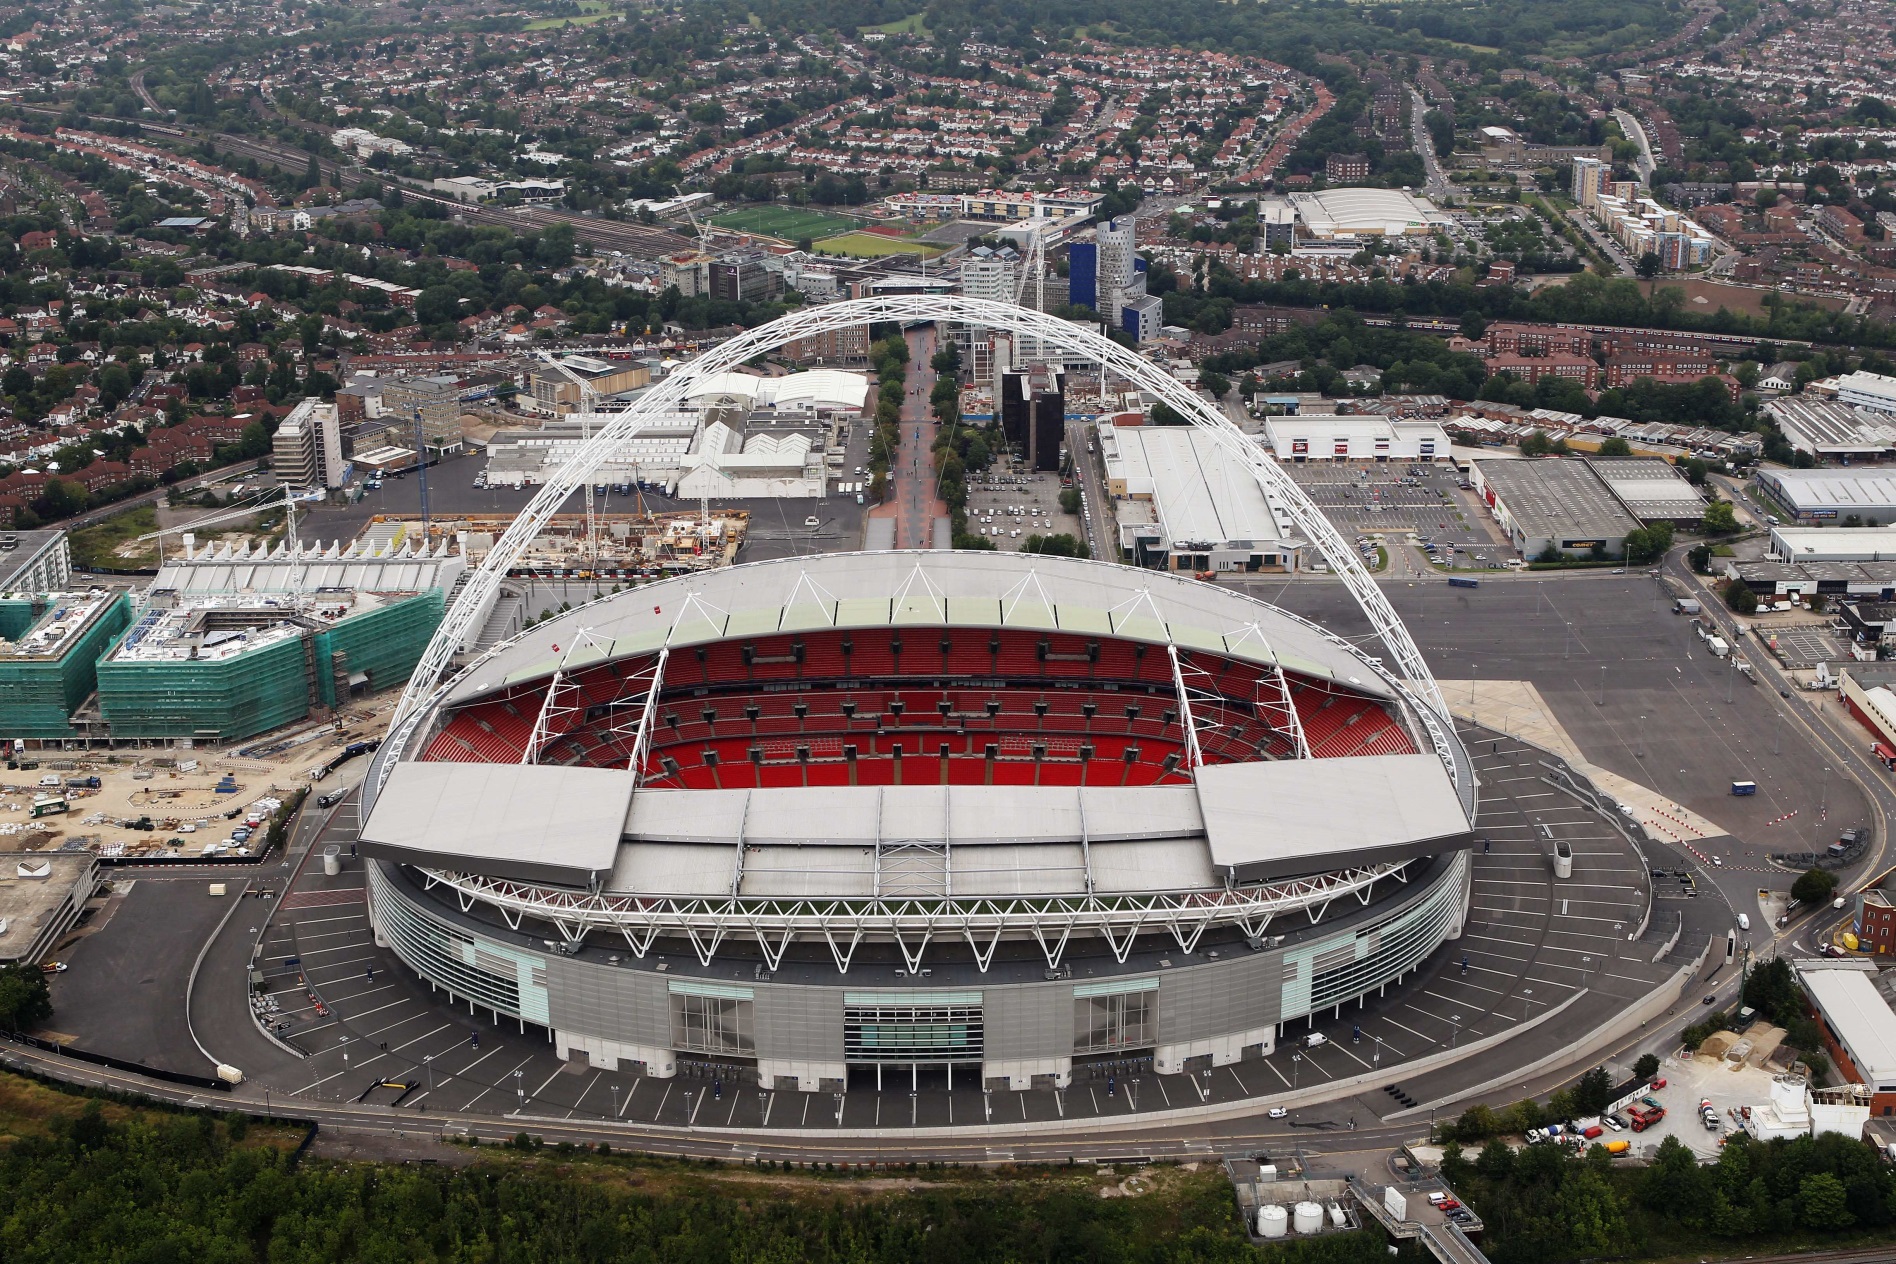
left=388, top=296, right=1448, bottom=738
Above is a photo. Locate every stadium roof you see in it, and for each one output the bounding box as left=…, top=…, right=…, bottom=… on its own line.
left=367, top=757, right=1466, bottom=893
left=1287, top=189, right=1447, bottom=237
left=447, top=552, right=1386, bottom=708
left=361, top=762, right=635, bottom=887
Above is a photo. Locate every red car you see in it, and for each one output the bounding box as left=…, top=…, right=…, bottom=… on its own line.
left=1437, top=1199, right=1460, bottom=1211
left=1650, top=1077, right=1667, bottom=1089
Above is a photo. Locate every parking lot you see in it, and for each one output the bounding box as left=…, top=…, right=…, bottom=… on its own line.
left=965, top=458, right=1084, bottom=552
left=1285, top=462, right=1508, bottom=569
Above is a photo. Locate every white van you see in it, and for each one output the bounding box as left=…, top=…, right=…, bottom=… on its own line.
left=1737, top=913, right=1751, bottom=931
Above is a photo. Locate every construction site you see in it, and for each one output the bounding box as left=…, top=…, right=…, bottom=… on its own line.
left=453, top=508, right=749, bottom=578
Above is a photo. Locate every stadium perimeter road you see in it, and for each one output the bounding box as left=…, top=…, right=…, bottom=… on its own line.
left=1245, top=570, right=1869, bottom=918
left=162, top=732, right=1705, bottom=1145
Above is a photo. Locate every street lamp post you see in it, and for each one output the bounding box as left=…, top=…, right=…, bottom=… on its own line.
left=609, top=1083, right=621, bottom=1119
left=1636, top=715, right=1646, bottom=759
left=423, top=1054, right=434, bottom=1102
left=1291, top=1050, right=1302, bottom=1089
left=1372, top=1036, right=1383, bottom=1068
left=1450, top=1014, right=1462, bottom=1048
left=1598, top=665, right=1606, bottom=707
left=513, top=1068, right=524, bottom=1112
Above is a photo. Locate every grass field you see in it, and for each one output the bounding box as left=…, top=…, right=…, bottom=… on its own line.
left=710, top=205, right=860, bottom=241
left=68, top=504, right=158, bottom=570
left=525, top=1, right=617, bottom=29
left=861, top=12, right=931, bottom=36
left=813, top=231, right=946, bottom=259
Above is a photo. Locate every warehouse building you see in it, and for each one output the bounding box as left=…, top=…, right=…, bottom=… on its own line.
left=1794, top=959, right=1896, bottom=1115
left=0, top=590, right=133, bottom=742
left=1261, top=415, right=1451, bottom=462
left=1769, top=526, right=1896, bottom=563
left=1470, top=458, right=1639, bottom=558
left=1764, top=398, right=1896, bottom=463
left=1585, top=457, right=1706, bottom=527
left=1100, top=424, right=1302, bottom=572
left=1756, top=469, right=1896, bottom=523
left=97, top=587, right=444, bottom=744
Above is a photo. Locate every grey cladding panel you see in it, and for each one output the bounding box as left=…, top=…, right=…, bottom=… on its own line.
left=545, top=957, right=671, bottom=1048
left=983, top=981, right=1075, bottom=1061
left=754, top=985, right=845, bottom=1062
left=1156, top=951, right=1282, bottom=1043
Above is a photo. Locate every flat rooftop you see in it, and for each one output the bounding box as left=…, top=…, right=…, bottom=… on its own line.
left=1760, top=468, right=1896, bottom=512
left=0, top=590, right=122, bottom=661
left=0, top=852, right=96, bottom=965
left=1102, top=424, right=1296, bottom=547
left=1475, top=458, right=1640, bottom=541
left=1797, top=960, right=1896, bottom=1088
left=110, top=590, right=413, bottom=664
left=1585, top=456, right=1706, bottom=521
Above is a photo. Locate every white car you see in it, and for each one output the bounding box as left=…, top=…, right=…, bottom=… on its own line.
left=1267, top=1107, right=1289, bottom=1119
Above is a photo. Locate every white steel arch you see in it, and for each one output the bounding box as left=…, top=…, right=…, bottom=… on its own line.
left=396, top=298, right=1443, bottom=716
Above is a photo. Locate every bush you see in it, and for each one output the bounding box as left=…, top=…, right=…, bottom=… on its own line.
left=1725, top=582, right=1758, bottom=616
left=0, top=962, right=53, bottom=1032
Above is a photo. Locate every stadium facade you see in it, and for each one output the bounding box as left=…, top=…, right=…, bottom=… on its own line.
left=360, top=552, right=1476, bottom=1092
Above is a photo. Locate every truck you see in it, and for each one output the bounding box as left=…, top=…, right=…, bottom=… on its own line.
left=1731, top=780, right=1757, bottom=796
left=1626, top=1103, right=1666, bottom=1131
left=1708, top=636, right=1731, bottom=658
left=64, top=776, right=100, bottom=789
left=1674, top=598, right=1702, bottom=615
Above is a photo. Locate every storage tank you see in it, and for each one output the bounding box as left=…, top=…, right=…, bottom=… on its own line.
left=1326, top=1202, right=1346, bottom=1228
left=1257, top=1205, right=1288, bottom=1239
left=1293, top=1201, right=1324, bottom=1234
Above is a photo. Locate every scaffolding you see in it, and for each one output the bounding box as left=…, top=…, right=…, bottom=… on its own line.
left=97, top=590, right=448, bottom=743
left=0, top=593, right=133, bottom=740
left=312, top=590, right=444, bottom=708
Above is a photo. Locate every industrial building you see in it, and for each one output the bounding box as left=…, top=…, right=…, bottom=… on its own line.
left=1100, top=423, right=1302, bottom=572
left=0, top=590, right=133, bottom=741
left=1469, top=458, right=1639, bottom=558
left=1769, top=526, right=1896, bottom=563
left=1764, top=397, right=1896, bottom=463
left=1794, top=959, right=1896, bottom=1115
left=485, top=369, right=869, bottom=499
left=97, top=585, right=445, bottom=744
left=1584, top=457, right=1706, bottom=527
left=1724, top=559, right=1896, bottom=601
left=1756, top=469, right=1896, bottom=523
left=1261, top=416, right=1451, bottom=462
left=0, top=530, right=72, bottom=593
left=1834, top=371, right=1896, bottom=415
left=358, top=552, right=1473, bottom=1091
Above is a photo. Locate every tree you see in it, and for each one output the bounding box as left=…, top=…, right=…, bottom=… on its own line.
left=1800, top=1171, right=1855, bottom=1229
left=0, top=961, right=52, bottom=1031
left=1198, top=370, right=1231, bottom=400
left=1704, top=500, right=1739, bottom=533
left=1058, top=487, right=1081, bottom=514
left=1637, top=252, right=1664, bottom=279
left=1458, top=310, right=1487, bottom=342
left=1150, top=401, right=1190, bottom=425
left=1792, top=867, right=1839, bottom=906
left=1689, top=543, right=1713, bottom=573
left=1573, top=1065, right=1613, bottom=1113
left=1633, top=1052, right=1662, bottom=1080
left=1725, top=583, right=1759, bottom=616
left=1597, top=437, right=1632, bottom=457
left=1020, top=533, right=1088, bottom=558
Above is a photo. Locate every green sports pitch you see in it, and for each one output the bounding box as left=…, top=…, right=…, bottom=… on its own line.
left=709, top=206, right=861, bottom=240
left=811, top=231, right=946, bottom=258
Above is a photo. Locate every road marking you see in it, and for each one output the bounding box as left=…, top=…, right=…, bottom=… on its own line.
left=1380, top=1015, right=1431, bottom=1043
left=463, top=1054, right=536, bottom=1112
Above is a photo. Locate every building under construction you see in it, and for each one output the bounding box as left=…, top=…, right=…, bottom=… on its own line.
left=0, top=590, right=134, bottom=741
left=95, top=586, right=445, bottom=744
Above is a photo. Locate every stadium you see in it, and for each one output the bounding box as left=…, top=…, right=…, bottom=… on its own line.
left=351, top=295, right=1476, bottom=1102
left=358, top=551, right=1476, bottom=1094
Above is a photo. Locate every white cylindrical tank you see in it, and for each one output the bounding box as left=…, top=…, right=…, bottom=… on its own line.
left=322, top=844, right=341, bottom=877
left=1293, top=1201, right=1324, bottom=1234
left=1258, top=1205, right=1288, bottom=1239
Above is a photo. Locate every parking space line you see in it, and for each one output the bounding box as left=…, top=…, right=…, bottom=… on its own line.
left=463, top=1054, right=536, bottom=1112
left=1380, top=1015, right=1431, bottom=1043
